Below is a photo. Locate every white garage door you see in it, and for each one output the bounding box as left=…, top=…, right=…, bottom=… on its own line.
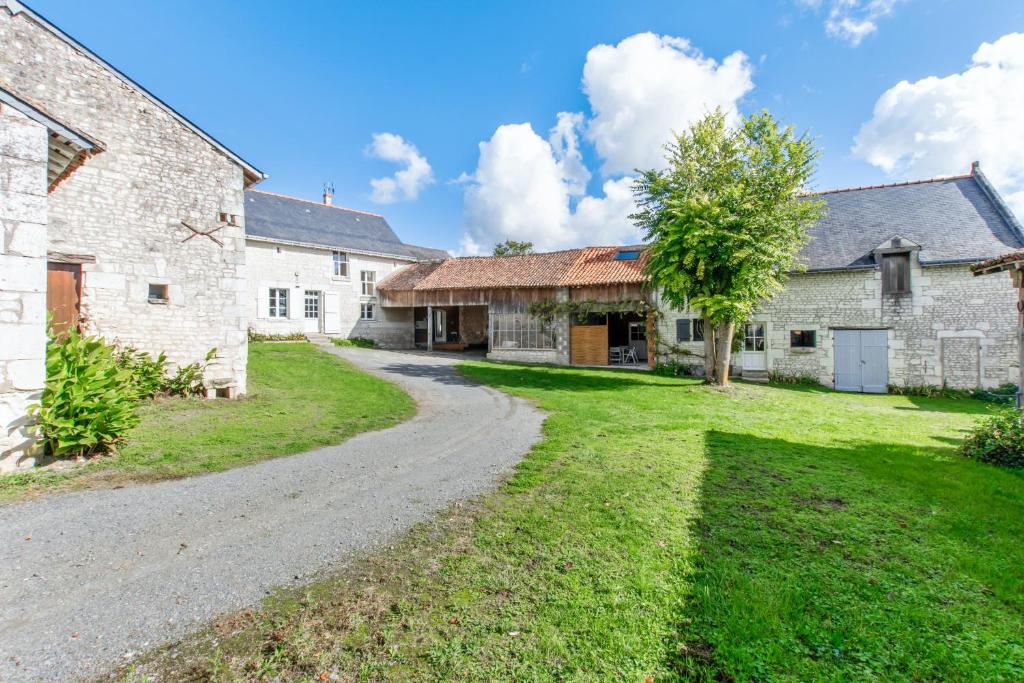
left=834, top=329, right=888, bottom=393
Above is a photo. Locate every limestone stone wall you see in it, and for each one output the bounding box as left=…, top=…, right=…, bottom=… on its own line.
left=0, top=104, right=47, bottom=470
left=0, top=9, right=250, bottom=394
left=655, top=259, right=1019, bottom=390
left=246, top=239, right=414, bottom=348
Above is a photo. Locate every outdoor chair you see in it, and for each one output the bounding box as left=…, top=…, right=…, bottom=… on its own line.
left=622, top=346, right=639, bottom=364
left=609, top=347, right=623, bottom=364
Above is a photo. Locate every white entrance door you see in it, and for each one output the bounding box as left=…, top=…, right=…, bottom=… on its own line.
left=322, top=291, right=340, bottom=334
left=742, top=323, right=767, bottom=371
left=303, top=290, right=322, bottom=334
left=834, top=329, right=888, bottom=393
left=433, top=308, right=447, bottom=343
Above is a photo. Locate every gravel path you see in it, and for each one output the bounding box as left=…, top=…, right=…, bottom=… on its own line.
left=0, top=346, right=544, bottom=682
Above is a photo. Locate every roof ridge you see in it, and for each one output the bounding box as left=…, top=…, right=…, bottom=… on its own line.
left=247, top=189, right=385, bottom=218
left=446, top=247, right=586, bottom=261
left=802, top=173, right=974, bottom=197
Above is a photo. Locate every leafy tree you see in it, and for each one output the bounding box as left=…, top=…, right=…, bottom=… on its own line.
left=632, top=109, right=826, bottom=385
left=493, top=240, right=535, bottom=256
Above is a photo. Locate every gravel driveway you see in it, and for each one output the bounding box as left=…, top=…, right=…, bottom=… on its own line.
left=0, top=346, right=544, bottom=682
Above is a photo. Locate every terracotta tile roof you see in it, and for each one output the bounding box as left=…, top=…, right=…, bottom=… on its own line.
left=972, top=249, right=1024, bottom=274
left=377, top=246, right=648, bottom=292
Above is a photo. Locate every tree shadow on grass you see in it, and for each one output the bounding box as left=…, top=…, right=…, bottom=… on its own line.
left=457, top=361, right=702, bottom=394
left=667, top=430, right=1024, bottom=681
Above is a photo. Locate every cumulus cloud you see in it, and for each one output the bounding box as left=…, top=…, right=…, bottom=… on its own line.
left=459, top=32, right=754, bottom=253
left=366, top=133, right=434, bottom=203
left=460, top=122, right=640, bottom=253
left=799, top=0, right=900, bottom=46
left=853, top=32, right=1024, bottom=214
left=582, top=32, right=753, bottom=175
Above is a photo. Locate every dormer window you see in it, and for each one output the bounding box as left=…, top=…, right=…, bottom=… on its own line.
left=881, top=252, right=910, bottom=295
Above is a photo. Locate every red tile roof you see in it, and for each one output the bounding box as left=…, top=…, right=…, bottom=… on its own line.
left=972, top=249, right=1024, bottom=274
left=377, top=246, right=648, bottom=292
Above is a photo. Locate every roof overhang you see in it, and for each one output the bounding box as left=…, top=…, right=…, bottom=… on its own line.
left=972, top=250, right=1024, bottom=277
left=2, top=0, right=266, bottom=186
left=0, top=85, right=102, bottom=189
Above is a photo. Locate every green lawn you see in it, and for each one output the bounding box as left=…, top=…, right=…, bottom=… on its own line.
left=0, top=343, right=413, bottom=502
left=119, top=363, right=1024, bottom=682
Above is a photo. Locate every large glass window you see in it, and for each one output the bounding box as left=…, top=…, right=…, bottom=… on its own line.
left=361, top=270, right=376, bottom=296
left=491, top=305, right=555, bottom=350
left=269, top=288, right=289, bottom=318
left=333, top=251, right=348, bottom=277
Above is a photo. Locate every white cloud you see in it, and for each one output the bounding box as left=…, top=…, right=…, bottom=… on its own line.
left=582, top=32, right=753, bottom=175
left=460, top=123, right=640, bottom=253
left=853, top=32, right=1024, bottom=215
left=459, top=32, right=755, bottom=253
left=366, top=133, right=434, bottom=203
left=798, top=0, right=900, bottom=46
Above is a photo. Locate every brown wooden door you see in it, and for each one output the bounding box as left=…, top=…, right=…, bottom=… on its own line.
left=570, top=324, right=608, bottom=365
left=47, top=262, right=81, bottom=336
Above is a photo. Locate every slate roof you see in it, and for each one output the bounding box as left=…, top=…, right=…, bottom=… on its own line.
left=798, top=169, right=1024, bottom=271
left=403, top=244, right=451, bottom=261
left=244, top=190, right=441, bottom=260
left=378, top=247, right=648, bottom=291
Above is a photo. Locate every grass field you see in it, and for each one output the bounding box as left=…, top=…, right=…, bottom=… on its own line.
left=120, top=362, right=1024, bottom=681
left=0, top=343, right=413, bottom=502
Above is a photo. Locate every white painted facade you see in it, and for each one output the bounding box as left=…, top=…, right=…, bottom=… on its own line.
left=655, top=254, right=1019, bottom=390
left=246, top=238, right=415, bottom=348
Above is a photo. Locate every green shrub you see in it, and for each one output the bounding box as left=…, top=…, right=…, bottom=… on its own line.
left=654, top=359, right=692, bottom=377
left=332, top=337, right=376, bottom=349
left=115, top=346, right=168, bottom=399
left=166, top=348, right=216, bottom=397
left=960, top=407, right=1024, bottom=468
left=769, top=371, right=822, bottom=387
left=31, top=330, right=140, bottom=458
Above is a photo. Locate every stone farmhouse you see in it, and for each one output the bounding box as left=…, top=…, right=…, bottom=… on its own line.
left=244, top=188, right=446, bottom=345
left=378, top=166, right=1023, bottom=392
left=0, top=0, right=263, bottom=469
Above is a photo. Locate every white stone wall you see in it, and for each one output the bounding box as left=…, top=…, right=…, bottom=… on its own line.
left=655, top=259, right=1019, bottom=390
left=0, top=104, right=47, bottom=470
left=246, top=239, right=414, bottom=348
left=0, top=9, right=249, bottom=394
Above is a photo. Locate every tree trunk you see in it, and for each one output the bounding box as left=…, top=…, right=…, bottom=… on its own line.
left=702, top=315, right=715, bottom=381
left=712, top=321, right=735, bottom=385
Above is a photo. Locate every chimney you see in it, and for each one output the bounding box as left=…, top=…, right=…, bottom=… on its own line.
left=322, top=181, right=335, bottom=206
left=971, top=160, right=980, bottom=175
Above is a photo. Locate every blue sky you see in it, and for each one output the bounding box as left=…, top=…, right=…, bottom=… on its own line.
left=28, top=0, right=1024, bottom=253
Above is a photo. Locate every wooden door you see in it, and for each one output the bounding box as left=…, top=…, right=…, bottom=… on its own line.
left=47, top=262, right=81, bottom=337
left=570, top=324, right=608, bottom=365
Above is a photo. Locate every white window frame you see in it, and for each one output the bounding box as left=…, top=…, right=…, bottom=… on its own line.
left=361, top=270, right=376, bottom=296
left=304, top=290, right=320, bottom=320
left=360, top=302, right=375, bottom=320
left=269, top=288, right=289, bottom=318
left=333, top=251, right=348, bottom=277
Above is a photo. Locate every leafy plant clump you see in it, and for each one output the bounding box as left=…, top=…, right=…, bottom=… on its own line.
left=654, top=359, right=693, bottom=377
left=31, top=330, right=140, bottom=458
left=960, top=407, right=1024, bottom=468
left=769, top=371, right=823, bottom=387
left=248, top=329, right=308, bottom=342
left=165, top=348, right=217, bottom=397
left=332, top=337, right=376, bottom=349
left=889, top=382, right=1018, bottom=404
left=115, top=346, right=168, bottom=400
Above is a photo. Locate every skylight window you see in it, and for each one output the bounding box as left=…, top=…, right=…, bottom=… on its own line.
left=615, top=249, right=641, bottom=261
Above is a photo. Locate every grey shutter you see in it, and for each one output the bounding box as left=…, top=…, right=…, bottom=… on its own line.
left=676, top=319, right=690, bottom=342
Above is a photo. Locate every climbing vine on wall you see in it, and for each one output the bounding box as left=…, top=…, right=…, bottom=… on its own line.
left=526, top=298, right=657, bottom=324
